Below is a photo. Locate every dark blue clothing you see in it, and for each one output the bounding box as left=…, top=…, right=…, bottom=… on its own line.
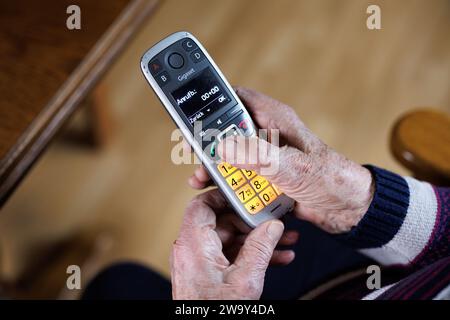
left=83, top=217, right=372, bottom=300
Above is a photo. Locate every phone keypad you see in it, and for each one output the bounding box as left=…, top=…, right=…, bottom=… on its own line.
left=225, top=170, right=246, bottom=190
left=250, top=176, right=270, bottom=193
left=218, top=162, right=237, bottom=177
left=244, top=196, right=265, bottom=215
left=235, top=184, right=256, bottom=204
left=242, top=169, right=257, bottom=180
left=217, top=162, right=281, bottom=214
left=259, top=186, right=277, bottom=206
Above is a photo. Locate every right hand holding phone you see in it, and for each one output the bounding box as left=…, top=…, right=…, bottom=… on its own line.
left=189, top=87, right=375, bottom=234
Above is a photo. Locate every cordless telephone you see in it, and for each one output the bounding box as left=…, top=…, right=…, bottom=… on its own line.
left=140, top=31, right=294, bottom=227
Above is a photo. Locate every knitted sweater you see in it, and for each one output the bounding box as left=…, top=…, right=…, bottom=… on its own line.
left=336, top=166, right=450, bottom=300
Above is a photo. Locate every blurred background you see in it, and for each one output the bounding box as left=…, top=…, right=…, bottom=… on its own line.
left=0, top=0, right=449, bottom=298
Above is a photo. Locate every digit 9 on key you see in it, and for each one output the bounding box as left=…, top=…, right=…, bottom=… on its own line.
left=140, top=31, right=295, bottom=227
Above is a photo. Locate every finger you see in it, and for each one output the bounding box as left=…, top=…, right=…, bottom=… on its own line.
left=224, top=245, right=295, bottom=266
left=278, top=230, right=299, bottom=246
left=178, top=189, right=229, bottom=243
left=195, top=165, right=211, bottom=182
left=216, top=213, right=252, bottom=247
left=270, top=249, right=295, bottom=265
left=188, top=175, right=209, bottom=189
left=217, top=135, right=306, bottom=192
left=235, top=86, right=289, bottom=124
left=233, top=220, right=284, bottom=276
left=231, top=229, right=299, bottom=247
left=235, top=87, right=320, bottom=152
left=218, top=212, right=252, bottom=234
left=188, top=166, right=213, bottom=189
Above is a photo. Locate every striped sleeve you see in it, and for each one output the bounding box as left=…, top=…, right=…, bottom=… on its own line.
left=337, top=165, right=450, bottom=268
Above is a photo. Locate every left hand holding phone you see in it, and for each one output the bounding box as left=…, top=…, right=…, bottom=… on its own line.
left=171, top=189, right=298, bottom=300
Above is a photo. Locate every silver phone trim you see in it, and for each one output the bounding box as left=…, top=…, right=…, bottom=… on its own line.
left=140, top=31, right=294, bottom=227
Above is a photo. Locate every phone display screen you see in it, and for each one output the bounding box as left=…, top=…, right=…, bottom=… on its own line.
left=171, top=68, right=231, bottom=124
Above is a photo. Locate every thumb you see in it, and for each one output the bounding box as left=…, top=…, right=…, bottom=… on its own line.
left=217, top=135, right=304, bottom=187
left=232, top=220, right=284, bottom=289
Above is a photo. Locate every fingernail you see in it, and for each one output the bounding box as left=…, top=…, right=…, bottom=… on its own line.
left=266, top=221, right=284, bottom=240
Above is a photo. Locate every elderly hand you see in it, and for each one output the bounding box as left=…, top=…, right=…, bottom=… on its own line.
left=171, top=189, right=298, bottom=299
left=189, top=87, right=374, bottom=234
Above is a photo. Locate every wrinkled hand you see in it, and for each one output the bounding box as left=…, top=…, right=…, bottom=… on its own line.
left=171, top=189, right=298, bottom=300
left=189, top=87, right=374, bottom=234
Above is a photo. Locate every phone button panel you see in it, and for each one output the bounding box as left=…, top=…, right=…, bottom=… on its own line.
left=241, top=169, right=256, bottom=180
left=217, top=162, right=282, bottom=215
left=149, top=59, right=163, bottom=76
left=259, top=186, right=277, bottom=206
left=226, top=106, right=243, bottom=119
left=217, top=124, right=239, bottom=142
left=190, top=49, right=205, bottom=63
left=168, top=53, right=184, bottom=69
left=155, top=71, right=170, bottom=87
left=182, top=39, right=197, bottom=52
left=217, top=162, right=237, bottom=177
left=250, top=176, right=270, bottom=193
left=235, top=184, right=256, bottom=204
left=244, top=196, right=264, bottom=215
left=226, top=170, right=246, bottom=190
left=213, top=113, right=229, bottom=127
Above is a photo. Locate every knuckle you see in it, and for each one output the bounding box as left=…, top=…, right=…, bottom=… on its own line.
left=185, top=201, right=201, bottom=217
left=280, top=147, right=303, bottom=170
left=246, top=237, right=273, bottom=266
left=274, top=147, right=310, bottom=189
left=183, top=197, right=208, bottom=225
left=189, top=194, right=208, bottom=209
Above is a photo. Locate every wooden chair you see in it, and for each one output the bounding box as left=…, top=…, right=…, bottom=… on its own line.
left=391, top=109, right=450, bottom=186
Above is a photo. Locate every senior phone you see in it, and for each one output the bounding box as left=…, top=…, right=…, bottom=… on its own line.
left=140, top=31, right=294, bottom=227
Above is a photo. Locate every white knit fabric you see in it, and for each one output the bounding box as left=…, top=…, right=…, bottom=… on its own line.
left=359, top=177, right=437, bottom=266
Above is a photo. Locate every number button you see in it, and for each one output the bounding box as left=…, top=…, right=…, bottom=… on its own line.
left=226, top=170, right=246, bottom=190
left=272, top=184, right=282, bottom=195
left=241, top=169, right=256, bottom=180
left=235, top=184, right=256, bottom=204
left=250, top=175, right=270, bottom=192
left=155, top=71, right=170, bottom=87
left=244, top=196, right=265, bottom=214
left=259, top=186, right=278, bottom=206
left=217, top=162, right=237, bottom=177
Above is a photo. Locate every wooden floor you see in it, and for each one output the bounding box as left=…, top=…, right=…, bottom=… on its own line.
left=0, top=0, right=449, bottom=298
